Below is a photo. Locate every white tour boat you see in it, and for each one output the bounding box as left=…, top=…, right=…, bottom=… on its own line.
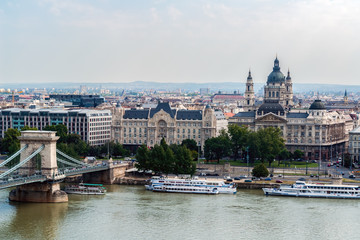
left=152, top=184, right=219, bottom=194
left=64, top=183, right=107, bottom=195
left=263, top=181, right=360, bottom=199
left=145, top=176, right=237, bottom=194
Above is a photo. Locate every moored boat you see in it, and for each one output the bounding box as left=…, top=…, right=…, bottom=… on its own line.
left=263, top=181, right=360, bottom=199
left=64, top=183, right=107, bottom=195
left=145, top=176, right=236, bottom=194
left=152, top=184, right=219, bottom=194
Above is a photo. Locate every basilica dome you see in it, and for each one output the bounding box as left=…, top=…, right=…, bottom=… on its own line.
left=309, top=99, right=326, bottom=110
left=267, top=57, right=286, bottom=84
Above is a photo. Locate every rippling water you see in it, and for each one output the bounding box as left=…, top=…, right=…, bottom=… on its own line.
left=1, top=185, right=360, bottom=240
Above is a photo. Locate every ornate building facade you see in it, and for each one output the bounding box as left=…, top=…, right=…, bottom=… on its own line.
left=111, top=102, right=228, bottom=150
left=229, top=57, right=357, bottom=160
left=230, top=99, right=351, bottom=160
left=263, top=57, right=293, bottom=108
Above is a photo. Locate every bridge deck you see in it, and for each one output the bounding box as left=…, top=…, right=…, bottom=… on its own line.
left=0, top=162, right=128, bottom=189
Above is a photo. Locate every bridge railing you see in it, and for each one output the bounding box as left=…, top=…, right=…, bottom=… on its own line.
left=0, top=174, right=47, bottom=190
left=63, top=164, right=109, bottom=176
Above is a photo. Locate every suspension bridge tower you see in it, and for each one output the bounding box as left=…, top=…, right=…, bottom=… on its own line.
left=9, top=131, right=68, bottom=203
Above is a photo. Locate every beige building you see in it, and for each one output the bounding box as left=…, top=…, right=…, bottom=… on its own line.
left=111, top=102, right=228, bottom=150
left=230, top=99, right=352, bottom=160
left=349, top=127, right=360, bottom=162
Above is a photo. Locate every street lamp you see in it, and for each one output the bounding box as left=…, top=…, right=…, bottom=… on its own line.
left=246, top=147, right=250, bottom=177
left=306, top=160, right=308, bottom=175
left=283, top=159, right=285, bottom=179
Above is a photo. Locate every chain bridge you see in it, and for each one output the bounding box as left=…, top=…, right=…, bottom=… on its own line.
left=0, top=131, right=130, bottom=203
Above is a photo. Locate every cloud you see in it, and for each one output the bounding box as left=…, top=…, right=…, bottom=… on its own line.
left=150, top=7, right=161, bottom=23
left=167, top=6, right=182, bottom=20
left=39, top=0, right=101, bottom=16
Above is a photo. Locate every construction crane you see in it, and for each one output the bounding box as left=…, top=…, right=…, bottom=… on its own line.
left=5, top=90, right=23, bottom=105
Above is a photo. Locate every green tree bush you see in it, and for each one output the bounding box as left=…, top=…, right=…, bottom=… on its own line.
left=252, top=163, right=270, bottom=178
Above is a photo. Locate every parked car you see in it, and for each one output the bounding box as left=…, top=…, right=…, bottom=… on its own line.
left=234, top=177, right=241, bottom=180
left=276, top=179, right=283, bottom=183
left=349, top=174, right=356, bottom=179
left=264, top=177, right=272, bottom=181
left=298, top=178, right=306, bottom=181
left=310, top=174, right=314, bottom=178
left=244, top=179, right=252, bottom=183
left=278, top=174, right=282, bottom=177
left=226, top=178, right=233, bottom=182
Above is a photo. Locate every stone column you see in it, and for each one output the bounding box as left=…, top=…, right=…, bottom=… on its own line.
left=12, top=131, right=68, bottom=203
left=18, top=131, right=60, bottom=177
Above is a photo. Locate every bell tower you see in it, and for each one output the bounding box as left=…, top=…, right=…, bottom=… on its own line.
left=244, top=70, right=255, bottom=111
left=284, top=69, right=294, bottom=106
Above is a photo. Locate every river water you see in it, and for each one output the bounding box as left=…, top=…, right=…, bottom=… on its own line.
left=0, top=185, right=359, bottom=240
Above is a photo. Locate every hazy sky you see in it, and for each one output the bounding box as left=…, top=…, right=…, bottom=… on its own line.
left=1, top=0, right=360, bottom=85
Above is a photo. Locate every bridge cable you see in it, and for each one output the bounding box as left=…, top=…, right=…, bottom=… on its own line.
left=56, top=149, right=89, bottom=166
left=57, top=157, right=79, bottom=167
left=0, top=145, right=45, bottom=179
left=0, top=144, right=28, bottom=168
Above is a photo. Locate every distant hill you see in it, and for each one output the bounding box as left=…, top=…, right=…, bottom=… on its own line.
left=2, top=81, right=360, bottom=94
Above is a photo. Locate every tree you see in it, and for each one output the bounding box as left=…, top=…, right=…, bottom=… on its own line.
left=160, top=138, right=168, bottom=151
left=135, top=145, right=151, bottom=171
left=21, top=126, right=37, bottom=131
left=181, top=139, right=198, bottom=152
left=1, top=128, right=21, bottom=154
left=204, top=131, right=231, bottom=163
left=246, top=131, right=260, bottom=164
left=252, top=163, right=270, bottom=178
left=43, top=124, right=68, bottom=143
left=136, top=143, right=196, bottom=176
left=344, top=153, right=351, bottom=168
left=293, top=149, right=305, bottom=160
left=150, top=144, right=168, bottom=175
left=257, top=127, right=285, bottom=167
left=112, top=142, right=129, bottom=157
left=228, top=124, right=249, bottom=161
left=172, top=145, right=196, bottom=175
left=279, top=149, right=290, bottom=166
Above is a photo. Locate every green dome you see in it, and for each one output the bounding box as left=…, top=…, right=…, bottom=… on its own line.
left=309, top=100, right=326, bottom=110
left=267, top=57, right=286, bottom=84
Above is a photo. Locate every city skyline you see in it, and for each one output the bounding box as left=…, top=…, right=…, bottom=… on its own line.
left=1, top=0, right=360, bottom=85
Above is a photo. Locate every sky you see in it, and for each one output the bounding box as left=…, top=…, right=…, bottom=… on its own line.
left=1, top=0, right=360, bottom=85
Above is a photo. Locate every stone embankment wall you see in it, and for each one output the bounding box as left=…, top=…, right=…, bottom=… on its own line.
left=236, top=182, right=279, bottom=189
left=197, top=163, right=325, bottom=176
left=113, top=177, right=148, bottom=185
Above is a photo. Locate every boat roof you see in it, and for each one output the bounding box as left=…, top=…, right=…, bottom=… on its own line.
left=295, top=181, right=358, bottom=187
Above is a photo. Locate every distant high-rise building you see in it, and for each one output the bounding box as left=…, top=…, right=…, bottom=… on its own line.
left=200, top=88, right=210, bottom=95
left=49, top=94, right=105, bottom=108
left=80, top=85, right=87, bottom=94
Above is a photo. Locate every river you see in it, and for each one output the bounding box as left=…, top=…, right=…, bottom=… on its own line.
left=0, top=185, right=359, bottom=240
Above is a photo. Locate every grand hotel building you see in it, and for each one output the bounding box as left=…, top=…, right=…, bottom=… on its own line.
left=111, top=102, right=228, bottom=150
